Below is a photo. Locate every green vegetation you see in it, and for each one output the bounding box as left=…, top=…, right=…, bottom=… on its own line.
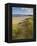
left=12, top=16, right=33, bottom=40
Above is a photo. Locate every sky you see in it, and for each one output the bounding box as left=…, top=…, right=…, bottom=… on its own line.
left=12, top=7, right=33, bottom=15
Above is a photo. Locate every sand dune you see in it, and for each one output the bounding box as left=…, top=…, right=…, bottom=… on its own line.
left=12, top=16, right=32, bottom=24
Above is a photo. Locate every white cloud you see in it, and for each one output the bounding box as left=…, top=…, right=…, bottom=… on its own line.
left=21, top=8, right=25, bottom=10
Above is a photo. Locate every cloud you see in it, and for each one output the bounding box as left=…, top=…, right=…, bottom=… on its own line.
left=21, top=8, right=25, bottom=10
left=12, top=7, right=33, bottom=15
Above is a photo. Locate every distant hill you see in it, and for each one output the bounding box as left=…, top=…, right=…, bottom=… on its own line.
left=13, top=14, right=32, bottom=17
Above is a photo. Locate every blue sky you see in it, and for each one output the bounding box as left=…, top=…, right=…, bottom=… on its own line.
left=12, top=7, right=33, bottom=15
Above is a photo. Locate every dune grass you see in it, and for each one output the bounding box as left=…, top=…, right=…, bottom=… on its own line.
left=12, top=16, right=33, bottom=40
